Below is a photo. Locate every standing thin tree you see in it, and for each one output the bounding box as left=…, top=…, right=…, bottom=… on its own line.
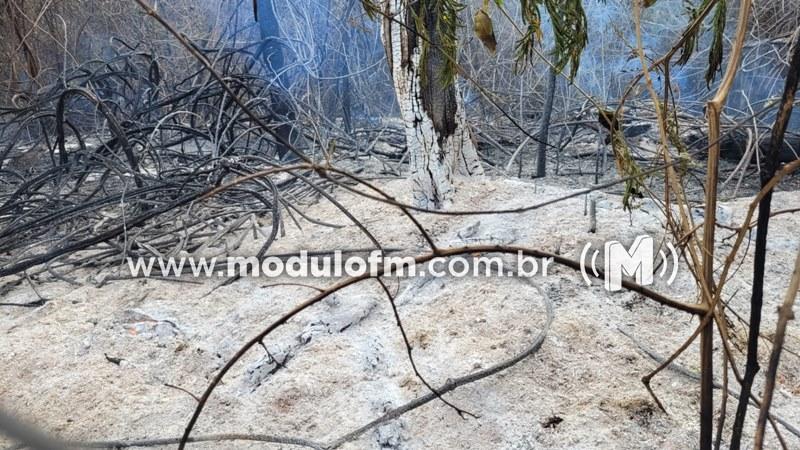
left=730, top=25, right=800, bottom=450
left=335, top=0, right=358, bottom=133
left=536, top=66, right=557, bottom=178
left=254, top=0, right=297, bottom=160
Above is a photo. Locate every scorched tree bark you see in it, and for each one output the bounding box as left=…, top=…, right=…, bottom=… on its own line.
left=380, top=0, right=483, bottom=209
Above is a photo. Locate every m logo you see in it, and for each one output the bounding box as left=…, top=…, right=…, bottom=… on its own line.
left=580, top=235, right=678, bottom=291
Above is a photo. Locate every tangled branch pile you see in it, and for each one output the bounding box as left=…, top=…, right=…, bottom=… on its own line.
left=0, top=40, right=345, bottom=280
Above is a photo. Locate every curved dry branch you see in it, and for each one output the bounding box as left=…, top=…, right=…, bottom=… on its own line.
left=177, top=244, right=701, bottom=449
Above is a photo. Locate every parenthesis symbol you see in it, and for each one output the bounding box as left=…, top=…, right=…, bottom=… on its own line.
left=580, top=243, right=593, bottom=286
left=666, top=242, right=679, bottom=285
left=658, top=250, right=668, bottom=277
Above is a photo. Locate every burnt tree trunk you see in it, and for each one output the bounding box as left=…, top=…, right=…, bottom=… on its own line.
left=381, top=0, right=482, bottom=209
left=535, top=67, right=557, bottom=178
left=255, top=0, right=296, bottom=160
left=729, top=29, right=800, bottom=450
left=335, top=0, right=356, bottom=133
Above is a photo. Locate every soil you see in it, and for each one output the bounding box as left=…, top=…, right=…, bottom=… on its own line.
left=1, top=174, right=799, bottom=449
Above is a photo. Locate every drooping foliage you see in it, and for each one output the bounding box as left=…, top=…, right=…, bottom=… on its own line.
left=705, top=0, right=727, bottom=84
left=417, top=0, right=466, bottom=88
left=675, top=0, right=728, bottom=85
left=515, top=0, right=589, bottom=79
left=361, top=0, right=590, bottom=84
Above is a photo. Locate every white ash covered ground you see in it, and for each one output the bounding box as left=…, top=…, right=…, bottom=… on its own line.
left=1, top=176, right=799, bottom=449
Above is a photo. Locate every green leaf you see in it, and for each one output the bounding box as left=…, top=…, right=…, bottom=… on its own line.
left=513, top=0, right=588, bottom=80
left=705, top=0, right=726, bottom=86
left=360, top=0, right=380, bottom=19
